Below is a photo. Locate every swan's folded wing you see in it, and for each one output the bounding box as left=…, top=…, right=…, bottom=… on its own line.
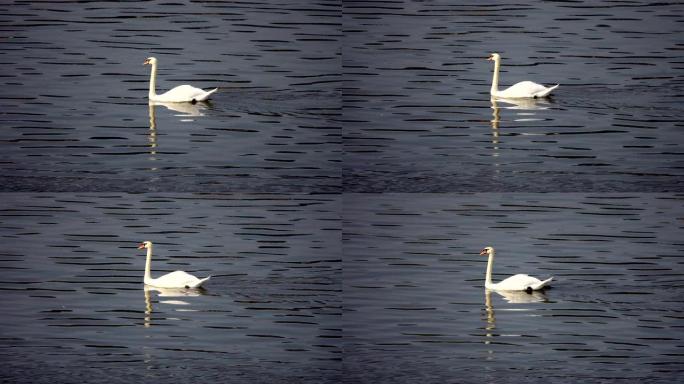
left=187, top=276, right=211, bottom=288
left=532, top=84, right=559, bottom=98
left=156, top=85, right=216, bottom=102
left=195, top=88, right=218, bottom=101
left=530, top=277, right=553, bottom=290
left=149, top=270, right=203, bottom=288
left=494, top=273, right=541, bottom=290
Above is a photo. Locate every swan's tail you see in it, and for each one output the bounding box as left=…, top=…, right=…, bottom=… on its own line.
left=196, top=88, right=219, bottom=101
left=535, top=84, right=559, bottom=98
left=530, top=276, right=553, bottom=290
left=188, top=276, right=211, bottom=288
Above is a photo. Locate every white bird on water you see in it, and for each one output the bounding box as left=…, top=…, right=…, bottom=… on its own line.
left=480, top=246, right=553, bottom=292
left=487, top=53, right=559, bottom=98
left=143, top=57, right=218, bottom=103
left=138, top=241, right=210, bottom=289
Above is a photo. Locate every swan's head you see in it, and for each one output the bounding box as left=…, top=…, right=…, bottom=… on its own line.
left=138, top=241, right=152, bottom=249
left=143, top=57, right=157, bottom=66
left=487, top=53, right=500, bottom=62
left=480, top=246, right=495, bottom=256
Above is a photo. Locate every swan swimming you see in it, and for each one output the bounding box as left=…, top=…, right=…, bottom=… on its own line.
left=480, top=246, right=553, bottom=292
left=487, top=53, right=558, bottom=98
left=144, top=57, right=218, bottom=102
left=138, top=241, right=211, bottom=289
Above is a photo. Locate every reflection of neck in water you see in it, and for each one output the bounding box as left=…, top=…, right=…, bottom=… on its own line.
left=489, top=96, right=553, bottom=161
left=490, top=97, right=500, bottom=148
left=147, top=102, right=158, bottom=170
left=483, top=289, right=496, bottom=360
left=489, top=98, right=501, bottom=172
left=144, top=285, right=152, bottom=328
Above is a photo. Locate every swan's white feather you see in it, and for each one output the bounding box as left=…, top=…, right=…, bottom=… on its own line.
left=139, top=241, right=211, bottom=289
left=494, top=81, right=558, bottom=99
left=144, top=57, right=217, bottom=102
left=146, top=270, right=211, bottom=289
left=152, top=85, right=218, bottom=103
left=488, top=53, right=559, bottom=98
left=486, top=273, right=552, bottom=291
left=481, top=246, right=553, bottom=292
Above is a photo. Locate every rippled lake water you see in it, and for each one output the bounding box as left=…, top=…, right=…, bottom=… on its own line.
left=1, top=0, right=683, bottom=383
left=343, top=1, right=684, bottom=192
left=0, top=193, right=341, bottom=383
left=343, top=193, right=684, bottom=383
left=0, top=1, right=341, bottom=192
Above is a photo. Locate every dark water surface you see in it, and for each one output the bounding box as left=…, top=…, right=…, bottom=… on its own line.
left=2, top=1, right=683, bottom=383
left=343, top=1, right=684, bottom=192
left=0, top=1, right=341, bottom=192
left=343, top=193, right=684, bottom=383
left=0, top=193, right=341, bottom=383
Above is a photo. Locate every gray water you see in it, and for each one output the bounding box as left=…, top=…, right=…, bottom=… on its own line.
left=0, top=194, right=341, bottom=383
left=343, top=193, right=684, bottom=383
left=0, top=1, right=341, bottom=192
left=1, top=0, right=683, bottom=383
left=342, top=1, right=684, bottom=192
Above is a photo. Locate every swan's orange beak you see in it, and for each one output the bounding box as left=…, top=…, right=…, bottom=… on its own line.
left=137, top=243, right=146, bottom=249
left=486, top=55, right=493, bottom=61
left=143, top=59, right=150, bottom=65
left=479, top=248, right=488, bottom=255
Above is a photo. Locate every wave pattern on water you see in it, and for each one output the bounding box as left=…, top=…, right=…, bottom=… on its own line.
left=343, top=193, right=684, bottom=384
left=342, top=1, right=684, bottom=192
left=0, top=193, right=342, bottom=383
left=0, top=1, right=341, bottom=193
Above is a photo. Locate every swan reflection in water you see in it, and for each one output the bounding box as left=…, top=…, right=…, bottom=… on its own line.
left=150, top=100, right=211, bottom=118
left=489, top=96, right=552, bottom=131
left=143, top=285, right=207, bottom=328
left=145, top=101, right=210, bottom=174
left=489, top=96, right=554, bottom=161
left=482, top=288, right=550, bottom=359
left=147, top=103, right=158, bottom=168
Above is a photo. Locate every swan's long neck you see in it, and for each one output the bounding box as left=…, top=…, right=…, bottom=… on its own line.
left=490, top=57, right=500, bottom=95
left=485, top=250, right=494, bottom=287
left=148, top=62, right=157, bottom=99
left=144, top=244, right=153, bottom=282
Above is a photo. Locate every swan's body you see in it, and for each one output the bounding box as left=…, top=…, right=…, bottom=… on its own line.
left=480, top=246, right=553, bottom=292
left=488, top=53, right=558, bottom=98
left=138, top=241, right=210, bottom=289
left=144, top=57, right=218, bottom=102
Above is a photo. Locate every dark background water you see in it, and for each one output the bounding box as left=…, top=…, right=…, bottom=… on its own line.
left=0, top=0, right=341, bottom=192
left=342, top=0, right=684, bottom=192
left=343, top=193, right=684, bottom=383
left=0, top=193, right=341, bottom=383
left=1, top=0, right=683, bottom=383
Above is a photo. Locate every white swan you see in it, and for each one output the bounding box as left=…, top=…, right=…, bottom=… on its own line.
left=144, top=57, right=218, bottom=102
left=480, top=246, right=553, bottom=292
left=138, top=241, right=211, bottom=289
left=488, top=53, right=558, bottom=98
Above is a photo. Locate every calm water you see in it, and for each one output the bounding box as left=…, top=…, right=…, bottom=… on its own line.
left=343, top=1, right=684, bottom=192
left=343, top=193, right=684, bottom=383
left=0, top=1, right=341, bottom=192
left=0, top=194, right=341, bottom=383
